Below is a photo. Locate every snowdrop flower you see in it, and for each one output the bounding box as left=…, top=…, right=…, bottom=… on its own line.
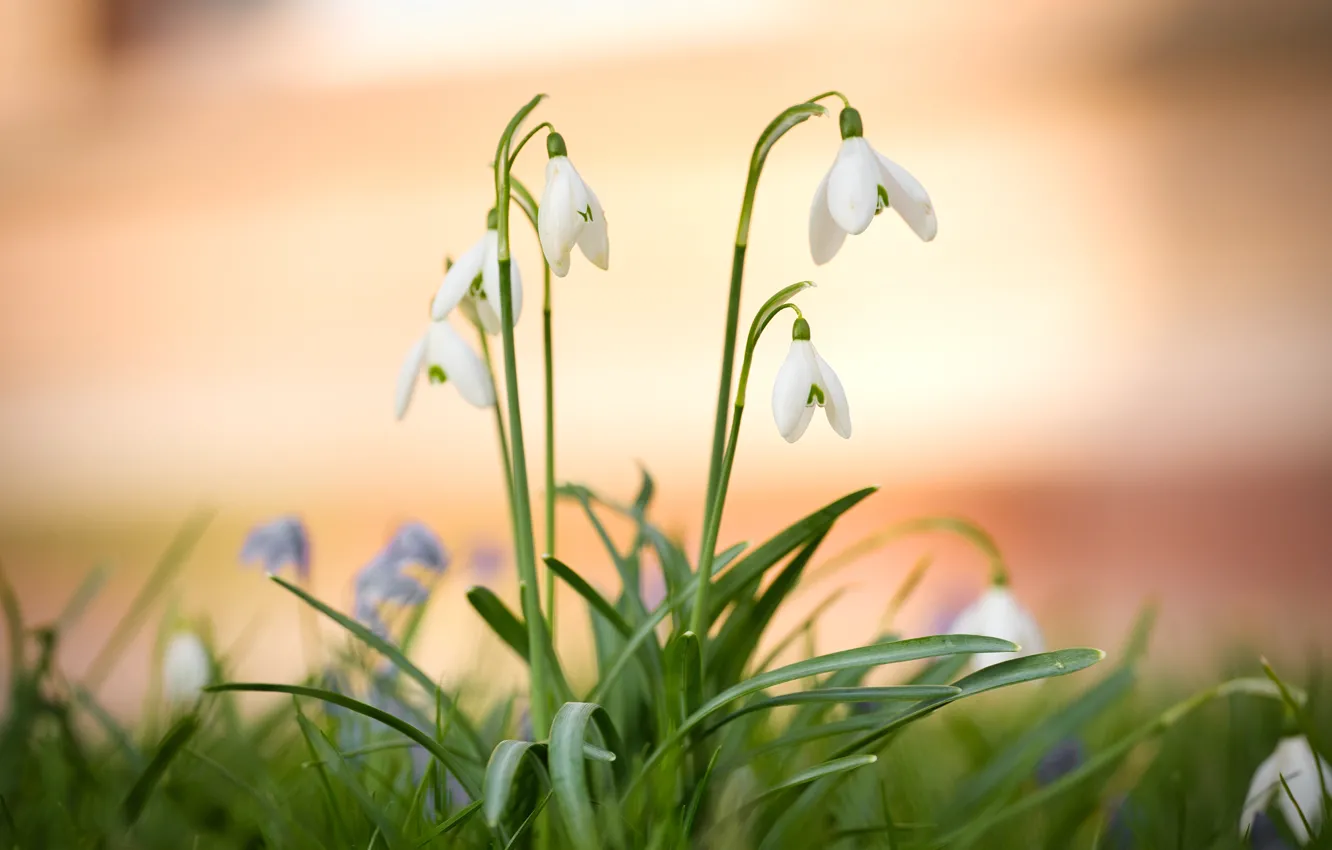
left=537, top=132, right=609, bottom=277
left=947, top=584, right=1044, bottom=671
left=809, top=106, right=937, bottom=265
left=770, top=317, right=851, bottom=443
left=395, top=319, right=495, bottom=420
left=163, top=631, right=210, bottom=703
left=431, top=210, right=524, bottom=334
left=1241, top=735, right=1332, bottom=845
left=239, top=514, right=310, bottom=579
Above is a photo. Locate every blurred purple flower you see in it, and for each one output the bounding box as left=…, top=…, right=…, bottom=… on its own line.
left=468, top=543, right=506, bottom=582
left=240, top=515, right=310, bottom=579
left=640, top=568, right=667, bottom=611
left=1103, top=794, right=1140, bottom=850
left=1036, top=738, right=1086, bottom=786
left=352, top=521, right=449, bottom=637
left=383, top=521, right=449, bottom=572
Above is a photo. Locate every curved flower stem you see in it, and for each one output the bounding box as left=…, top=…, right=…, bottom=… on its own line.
left=478, top=331, right=519, bottom=544
left=493, top=94, right=552, bottom=734
left=804, top=516, right=1011, bottom=590
left=690, top=285, right=812, bottom=658
left=542, top=263, right=557, bottom=635
left=508, top=121, right=555, bottom=170
left=699, top=98, right=833, bottom=569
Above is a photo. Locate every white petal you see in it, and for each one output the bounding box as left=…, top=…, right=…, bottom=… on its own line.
left=813, top=346, right=852, bottom=439
left=826, top=138, right=880, bottom=236
left=1272, top=736, right=1330, bottom=843
left=576, top=178, right=609, bottom=270
left=1241, top=750, right=1284, bottom=839
left=875, top=148, right=938, bottom=242
left=950, top=587, right=1031, bottom=671
left=809, top=170, right=847, bottom=265
left=432, top=236, right=486, bottom=320
left=537, top=156, right=587, bottom=278
left=771, top=340, right=820, bottom=442
left=427, top=321, right=495, bottom=408
left=394, top=333, right=428, bottom=420
left=481, top=231, right=523, bottom=330
left=163, top=632, right=210, bottom=703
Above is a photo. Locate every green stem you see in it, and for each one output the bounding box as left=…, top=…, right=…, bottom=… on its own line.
left=479, top=332, right=519, bottom=545
left=543, top=263, right=557, bottom=636
left=494, top=94, right=551, bottom=735
left=699, top=98, right=833, bottom=566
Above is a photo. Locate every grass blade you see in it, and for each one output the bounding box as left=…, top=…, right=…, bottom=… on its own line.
left=413, top=799, right=482, bottom=847
left=702, top=686, right=960, bottom=736
left=543, top=556, right=632, bottom=638
left=123, top=714, right=198, bottom=825
left=207, top=682, right=482, bottom=800
left=294, top=703, right=403, bottom=849
left=268, top=575, right=485, bottom=761
left=483, top=740, right=548, bottom=836
left=85, top=508, right=213, bottom=693
left=55, top=563, right=112, bottom=634
left=744, top=754, right=877, bottom=813
left=682, top=746, right=722, bottom=845
left=467, top=586, right=530, bottom=662
left=549, top=703, right=626, bottom=850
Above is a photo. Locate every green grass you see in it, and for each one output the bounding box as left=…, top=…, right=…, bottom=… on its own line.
left=2, top=492, right=1328, bottom=850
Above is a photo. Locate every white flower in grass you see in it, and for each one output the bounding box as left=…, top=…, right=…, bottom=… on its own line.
left=239, top=514, right=310, bottom=579
left=809, top=106, right=937, bottom=265
left=771, top=317, right=851, bottom=443
left=163, top=631, right=210, bottom=703
left=1241, top=735, right=1332, bottom=845
left=431, top=212, right=524, bottom=334
left=538, top=132, right=609, bottom=278
left=395, top=319, right=495, bottom=420
left=947, top=584, right=1044, bottom=671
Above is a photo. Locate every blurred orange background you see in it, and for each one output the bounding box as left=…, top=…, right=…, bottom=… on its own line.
left=2, top=0, right=1330, bottom=716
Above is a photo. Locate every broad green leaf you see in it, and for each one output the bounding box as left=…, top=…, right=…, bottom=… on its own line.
left=548, top=703, right=626, bottom=850
left=206, top=682, right=482, bottom=800
left=543, top=556, right=631, bottom=638
left=664, top=631, right=702, bottom=732
left=703, top=686, right=961, bottom=737
left=269, top=575, right=485, bottom=761
left=123, top=714, right=198, bottom=825
left=467, top=586, right=530, bottom=662
left=483, top=740, right=548, bottom=844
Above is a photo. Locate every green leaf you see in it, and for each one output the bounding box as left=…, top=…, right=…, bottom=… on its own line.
left=85, top=508, right=213, bottom=693
left=206, top=682, right=482, bottom=800
left=467, top=586, right=530, bottom=662
left=548, top=703, right=626, bottom=850
left=483, top=739, right=549, bottom=845
left=703, top=686, right=961, bottom=737
left=294, top=704, right=404, bottom=849
left=630, top=635, right=1017, bottom=798
left=681, top=747, right=722, bottom=845
left=664, top=631, right=703, bottom=732
left=743, top=755, right=877, bottom=814
left=709, top=487, right=877, bottom=622
left=55, top=563, right=111, bottom=633
left=0, top=562, right=23, bottom=685
left=123, top=714, right=198, bottom=825
left=413, top=800, right=482, bottom=847
left=751, top=587, right=848, bottom=674
left=269, top=575, right=485, bottom=762
left=543, top=556, right=631, bottom=638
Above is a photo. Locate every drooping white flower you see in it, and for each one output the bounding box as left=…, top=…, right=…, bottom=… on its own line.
left=239, top=514, right=310, bottom=579
left=809, top=106, right=936, bottom=265
left=395, top=319, right=495, bottom=420
left=431, top=217, right=524, bottom=334
left=946, top=584, right=1044, bottom=671
left=163, top=631, right=210, bottom=703
left=770, top=317, right=851, bottom=443
left=537, top=132, right=608, bottom=278
left=1241, top=735, right=1332, bottom=845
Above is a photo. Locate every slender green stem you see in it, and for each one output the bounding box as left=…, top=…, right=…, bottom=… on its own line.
left=494, top=94, right=552, bottom=735
left=543, top=264, right=557, bottom=636
left=508, top=121, right=555, bottom=170
left=699, top=99, right=831, bottom=565
left=690, top=407, right=745, bottom=642
left=479, top=332, right=519, bottom=543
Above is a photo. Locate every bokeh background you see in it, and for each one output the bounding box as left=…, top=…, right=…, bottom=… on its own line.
left=2, top=0, right=1330, bottom=717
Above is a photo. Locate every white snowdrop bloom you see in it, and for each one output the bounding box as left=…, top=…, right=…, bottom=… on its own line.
left=809, top=106, right=937, bottom=265
left=431, top=217, right=524, bottom=334
left=239, top=514, right=310, bottom=579
left=770, top=318, right=851, bottom=443
left=537, top=132, right=609, bottom=278
left=1241, top=735, right=1332, bottom=845
left=163, top=631, right=210, bottom=703
left=395, top=320, right=495, bottom=420
left=947, top=585, right=1044, bottom=671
